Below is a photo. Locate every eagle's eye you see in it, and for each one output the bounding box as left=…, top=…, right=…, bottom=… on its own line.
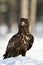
left=21, top=21, right=25, bottom=26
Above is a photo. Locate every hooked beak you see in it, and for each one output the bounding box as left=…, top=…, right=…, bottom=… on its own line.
left=21, top=21, right=25, bottom=26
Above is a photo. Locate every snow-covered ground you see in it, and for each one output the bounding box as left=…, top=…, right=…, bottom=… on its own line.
left=0, top=55, right=43, bottom=65
left=0, top=33, right=43, bottom=65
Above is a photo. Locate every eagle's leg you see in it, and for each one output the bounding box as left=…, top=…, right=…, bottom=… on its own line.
left=21, top=50, right=26, bottom=56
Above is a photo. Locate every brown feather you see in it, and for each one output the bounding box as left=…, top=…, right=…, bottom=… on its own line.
left=3, top=18, right=34, bottom=59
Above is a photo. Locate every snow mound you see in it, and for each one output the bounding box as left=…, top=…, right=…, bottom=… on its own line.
left=0, top=56, right=43, bottom=65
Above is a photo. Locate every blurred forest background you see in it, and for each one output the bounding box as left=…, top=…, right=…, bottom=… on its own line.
left=0, top=0, right=43, bottom=37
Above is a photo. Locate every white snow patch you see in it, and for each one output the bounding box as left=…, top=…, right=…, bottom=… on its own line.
left=14, top=61, right=22, bottom=65
left=0, top=64, right=6, bottom=65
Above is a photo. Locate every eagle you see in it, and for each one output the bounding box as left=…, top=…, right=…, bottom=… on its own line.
left=3, top=18, right=34, bottom=59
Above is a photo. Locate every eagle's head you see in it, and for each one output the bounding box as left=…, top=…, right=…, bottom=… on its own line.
left=19, top=18, right=29, bottom=34
left=19, top=18, right=29, bottom=27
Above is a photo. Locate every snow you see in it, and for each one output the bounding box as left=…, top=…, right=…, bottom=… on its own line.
left=0, top=56, right=43, bottom=65
left=0, top=33, right=43, bottom=65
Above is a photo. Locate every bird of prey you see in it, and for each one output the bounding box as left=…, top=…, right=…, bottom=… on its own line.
left=3, top=18, right=34, bottom=59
